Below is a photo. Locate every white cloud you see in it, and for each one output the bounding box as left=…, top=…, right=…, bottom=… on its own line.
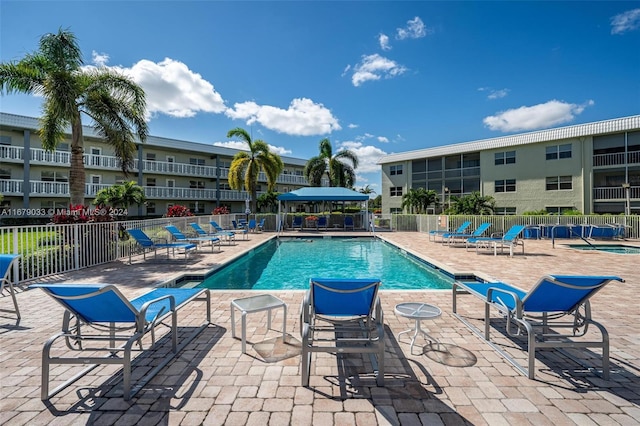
left=396, top=16, right=429, bottom=40
left=225, top=97, right=341, bottom=136
left=87, top=57, right=227, bottom=119
left=611, top=8, right=640, bottom=34
left=91, top=51, right=109, bottom=67
left=348, top=123, right=359, bottom=129
left=483, top=99, right=595, bottom=132
left=338, top=141, right=387, bottom=173
left=379, top=33, right=391, bottom=50
left=377, top=136, right=389, bottom=143
left=351, top=54, right=408, bottom=87
left=213, top=140, right=291, bottom=156
left=478, top=87, right=510, bottom=99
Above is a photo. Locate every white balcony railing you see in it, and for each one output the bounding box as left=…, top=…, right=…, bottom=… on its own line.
left=0, top=179, right=23, bottom=194
left=0, top=145, right=24, bottom=161
left=137, top=160, right=217, bottom=177
left=593, top=151, right=640, bottom=167
left=143, top=186, right=217, bottom=200
left=593, top=186, right=640, bottom=200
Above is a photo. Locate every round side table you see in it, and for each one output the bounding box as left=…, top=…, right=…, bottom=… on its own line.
left=394, top=302, right=441, bottom=355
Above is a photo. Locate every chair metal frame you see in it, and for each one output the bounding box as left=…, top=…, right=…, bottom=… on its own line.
left=300, top=278, right=385, bottom=387
left=127, top=228, right=197, bottom=260
left=31, top=283, right=211, bottom=400
left=165, top=225, right=221, bottom=252
left=452, top=274, right=624, bottom=379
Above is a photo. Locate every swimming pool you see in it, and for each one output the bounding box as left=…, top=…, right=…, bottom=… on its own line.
left=191, top=237, right=456, bottom=290
left=568, top=244, right=640, bottom=254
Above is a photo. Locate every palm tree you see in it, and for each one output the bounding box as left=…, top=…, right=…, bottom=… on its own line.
left=304, top=138, right=359, bottom=187
left=226, top=127, right=284, bottom=213
left=401, top=188, right=439, bottom=214
left=93, top=181, right=145, bottom=209
left=0, top=28, right=148, bottom=206
left=359, top=185, right=376, bottom=196
left=448, top=192, right=496, bottom=215
left=257, top=190, right=281, bottom=213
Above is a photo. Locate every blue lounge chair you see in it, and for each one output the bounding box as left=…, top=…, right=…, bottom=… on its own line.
left=30, top=283, right=211, bottom=400
left=291, top=216, right=303, bottom=230
left=316, top=216, right=328, bottom=230
left=165, top=225, right=221, bottom=252
left=466, top=224, right=526, bottom=256
left=257, top=218, right=266, bottom=232
left=452, top=275, right=624, bottom=379
left=127, top=228, right=197, bottom=260
left=443, top=222, right=491, bottom=246
left=208, top=221, right=239, bottom=243
left=344, top=216, right=355, bottom=230
left=301, top=278, right=384, bottom=387
left=0, top=254, right=21, bottom=319
left=429, top=220, right=472, bottom=242
left=248, top=219, right=257, bottom=232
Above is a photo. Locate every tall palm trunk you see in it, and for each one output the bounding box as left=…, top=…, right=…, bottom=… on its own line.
left=69, top=114, right=85, bottom=206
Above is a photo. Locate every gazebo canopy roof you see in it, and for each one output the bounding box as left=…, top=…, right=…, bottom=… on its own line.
left=277, top=187, right=369, bottom=202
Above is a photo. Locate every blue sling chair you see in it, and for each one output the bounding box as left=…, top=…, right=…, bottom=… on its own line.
left=429, top=220, right=471, bottom=242
left=453, top=274, right=624, bottom=379
left=30, top=283, right=211, bottom=400
left=301, top=278, right=385, bottom=387
left=0, top=254, right=21, bottom=319
left=165, top=225, right=221, bottom=252
left=127, top=228, right=197, bottom=260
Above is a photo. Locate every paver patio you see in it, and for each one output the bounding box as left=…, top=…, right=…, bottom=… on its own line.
left=0, top=231, right=638, bottom=425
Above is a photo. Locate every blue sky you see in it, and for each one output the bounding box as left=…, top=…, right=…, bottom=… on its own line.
left=1, top=1, right=639, bottom=195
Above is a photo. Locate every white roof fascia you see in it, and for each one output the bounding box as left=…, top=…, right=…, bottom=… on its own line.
left=378, top=115, right=640, bottom=164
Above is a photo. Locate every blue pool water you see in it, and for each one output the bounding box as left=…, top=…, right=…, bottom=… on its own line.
left=195, top=237, right=455, bottom=290
left=568, top=244, right=640, bottom=254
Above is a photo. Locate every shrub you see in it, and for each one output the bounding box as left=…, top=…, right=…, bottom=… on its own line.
left=166, top=205, right=194, bottom=217
left=212, top=206, right=230, bottom=215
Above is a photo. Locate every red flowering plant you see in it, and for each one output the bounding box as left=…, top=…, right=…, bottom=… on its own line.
left=212, top=206, right=230, bottom=215
left=166, top=205, right=194, bottom=217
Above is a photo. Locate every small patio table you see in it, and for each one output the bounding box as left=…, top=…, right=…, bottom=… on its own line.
left=231, top=294, right=287, bottom=354
left=394, top=302, right=441, bottom=355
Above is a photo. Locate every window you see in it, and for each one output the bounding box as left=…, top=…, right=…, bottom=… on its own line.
left=146, top=178, right=156, bottom=187
left=91, top=175, right=101, bottom=184
left=546, top=176, right=572, bottom=190
left=189, top=158, right=205, bottom=166
left=546, top=144, right=572, bottom=160
left=189, top=180, right=205, bottom=189
left=189, top=203, right=205, bottom=214
left=390, top=207, right=403, bottom=214
left=494, top=207, right=516, bottom=215
left=546, top=206, right=576, bottom=215
left=90, top=147, right=101, bottom=166
left=495, top=151, right=516, bottom=165
left=0, top=135, right=11, bottom=145
left=166, top=179, right=175, bottom=188
left=219, top=183, right=232, bottom=190
left=146, top=153, right=156, bottom=161
left=146, top=202, right=156, bottom=214
left=390, top=186, right=403, bottom=197
left=390, top=165, right=403, bottom=175
left=0, top=168, right=10, bottom=179
left=495, top=179, right=516, bottom=192
left=41, top=171, right=68, bottom=182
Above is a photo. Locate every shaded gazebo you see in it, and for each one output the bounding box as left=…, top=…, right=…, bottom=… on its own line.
left=276, top=187, right=370, bottom=231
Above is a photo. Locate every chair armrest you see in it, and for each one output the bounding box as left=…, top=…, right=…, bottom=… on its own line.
left=486, top=287, right=523, bottom=316
left=138, top=294, right=176, bottom=330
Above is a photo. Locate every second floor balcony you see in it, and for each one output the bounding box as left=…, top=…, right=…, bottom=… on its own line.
left=593, top=151, right=640, bottom=167
left=593, top=185, right=640, bottom=201
left=2, top=146, right=309, bottom=185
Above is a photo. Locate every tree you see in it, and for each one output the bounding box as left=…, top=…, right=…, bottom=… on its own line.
left=359, top=185, right=376, bottom=196
left=401, top=188, right=438, bottom=214
left=304, top=138, right=359, bottom=188
left=257, top=191, right=281, bottom=213
left=93, top=181, right=145, bottom=209
left=0, top=28, right=148, bottom=206
left=448, top=191, right=495, bottom=215
left=226, top=127, right=284, bottom=213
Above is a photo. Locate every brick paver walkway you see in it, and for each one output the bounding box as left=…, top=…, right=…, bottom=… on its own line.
left=0, top=231, right=638, bottom=425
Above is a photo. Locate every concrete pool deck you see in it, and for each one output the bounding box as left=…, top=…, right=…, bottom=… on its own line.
left=0, top=230, right=638, bottom=425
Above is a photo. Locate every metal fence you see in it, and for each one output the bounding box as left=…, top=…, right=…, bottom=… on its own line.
left=1, top=213, right=637, bottom=285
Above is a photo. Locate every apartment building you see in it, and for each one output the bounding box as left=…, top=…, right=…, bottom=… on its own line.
left=379, top=115, right=640, bottom=215
left=0, top=112, right=310, bottom=218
